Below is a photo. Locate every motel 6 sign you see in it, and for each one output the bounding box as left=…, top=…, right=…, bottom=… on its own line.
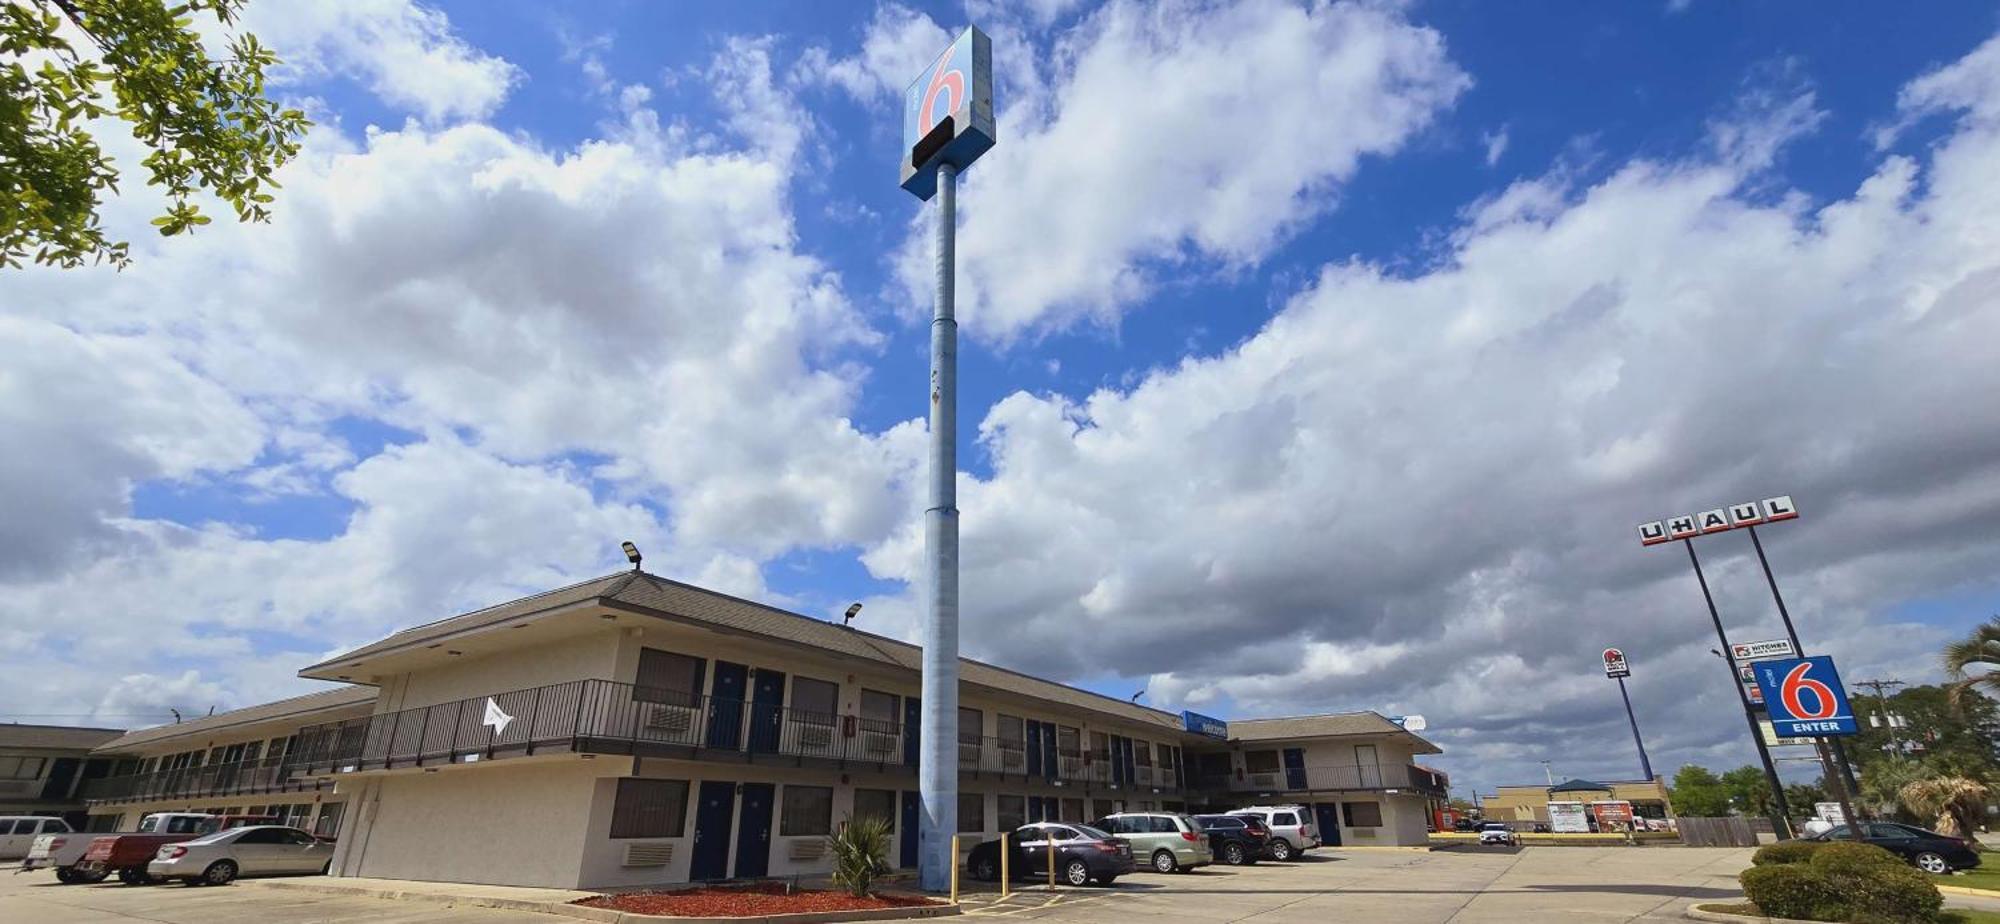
left=1752, top=656, right=1858, bottom=737
left=1602, top=648, right=1630, bottom=679
left=1638, top=495, right=1798, bottom=546
left=900, top=27, right=995, bottom=200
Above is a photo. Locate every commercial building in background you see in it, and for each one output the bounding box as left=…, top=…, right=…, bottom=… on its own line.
left=72, top=570, right=1444, bottom=889
left=1480, top=777, right=1675, bottom=829
left=0, top=724, right=125, bottom=827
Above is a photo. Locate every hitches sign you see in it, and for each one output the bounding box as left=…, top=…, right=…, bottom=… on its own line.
left=1638, top=495, right=1798, bottom=546
left=1602, top=648, right=1630, bottom=679
left=900, top=27, right=995, bottom=200
left=1752, top=656, right=1858, bottom=737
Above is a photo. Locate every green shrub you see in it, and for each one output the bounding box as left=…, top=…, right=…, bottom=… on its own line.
left=826, top=815, right=892, bottom=897
left=1809, top=843, right=1941, bottom=924
left=1742, top=864, right=1846, bottom=921
left=1739, top=840, right=1944, bottom=923
left=1755, top=840, right=1829, bottom=866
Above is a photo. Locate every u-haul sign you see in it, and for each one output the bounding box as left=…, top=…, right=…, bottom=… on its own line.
left=1639, top=495, right=1797, bottom=546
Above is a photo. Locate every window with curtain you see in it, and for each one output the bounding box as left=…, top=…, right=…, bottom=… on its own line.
left=634, top=649, right=704, bottom=705
left=853, top=788, right=897, bottom=826
left=1342, top=801, right=1384, bottom=828
left=781, top=785, right=834, bottom=836
left=997, top=795, right=1025, bottom=831
left=790, top=676, right=838, bottom=722
left=611, top=778, right=690, bottom=838
left=958, top=793, right=985, bottom=832
left=1244, top=750, right=1280, bottom=774
left=859, top=690, right=899, bottom=733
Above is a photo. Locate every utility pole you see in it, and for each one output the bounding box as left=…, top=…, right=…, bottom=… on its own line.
left=899, top=28, right=994, bottom=893
left=1855, top=678, right=1907, bottom=755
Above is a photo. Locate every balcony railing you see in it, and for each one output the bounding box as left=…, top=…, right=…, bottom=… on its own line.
left=287, top=679, right=1186, bottom=793
left=1194, top=760, right=1440, bottom=795
left=79, top=754, right=331, bottom=805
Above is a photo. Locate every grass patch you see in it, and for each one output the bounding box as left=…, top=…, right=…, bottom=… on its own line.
left=1942, top=911, right=2000, bottom=924
left=1936, top=865, right=2000, bottom=893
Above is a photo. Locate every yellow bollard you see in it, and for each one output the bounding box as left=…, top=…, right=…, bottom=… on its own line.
left=1046, top=831, right=1056, bottom=892
left=999, top=831, right=1010, bottom=898
left=949, top=835, right=960, bottom=905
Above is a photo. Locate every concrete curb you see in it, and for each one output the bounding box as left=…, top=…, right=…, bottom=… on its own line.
left=1682, top=902, right=1812, bottom=923
left=1936, top=883, right=2000, bottom=898
left=253, top=879, right=958, bottom=923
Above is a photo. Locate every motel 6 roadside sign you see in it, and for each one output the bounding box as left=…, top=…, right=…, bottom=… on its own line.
left=1752, top=656, right=1857, bottom=737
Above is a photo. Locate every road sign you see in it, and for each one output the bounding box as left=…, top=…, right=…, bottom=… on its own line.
left=1602, top=648, right=1630, bottom=678
left=1732, top=639, right=1795, bottom=662
left=1815, top=802, right=1846, bottom=824
left=900, top=27, right=995, bottom=200
left=1753, top=656, right=1857, bottom=737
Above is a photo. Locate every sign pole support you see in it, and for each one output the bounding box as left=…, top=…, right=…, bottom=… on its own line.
left=1747, top=525, right=1863, bottom=838
left=1684, top=539, right=1793, bottom=838
left=918, top=160, right=961, bottom=893
left=1614, top=675, right=1654, bottom=783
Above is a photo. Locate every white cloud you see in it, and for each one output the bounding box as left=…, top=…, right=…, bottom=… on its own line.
left=798, top=3, right=953, bottom=103
left=244, top=0, right=519, bottom=122
left=859, top=32, right=2000, bottom=788
left=893, top=0, right=1469, bottom=339
left=1482, top=126, right=1510, bottom=166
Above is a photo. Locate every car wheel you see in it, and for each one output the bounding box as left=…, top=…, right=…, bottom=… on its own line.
left=972, top=856, right=998, bottom=882
left=1063, top=859, right=1091, bottom=887
left=1269, top=839, right=1294, bottom=861
left=1151, top=849, right=1178, bottom=873
left=72, top=868, right=108, bottom=884
left=1915, top=851, right=1951, bottom=874
left=201, top=860, right=238, bottom=886
left=1224, top=843, right=1247, bottom=865
left=54, top=867, right=76, bottom=884
left=117, top=868, right=156, bottom=886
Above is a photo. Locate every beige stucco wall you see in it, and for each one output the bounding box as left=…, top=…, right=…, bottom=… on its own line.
left=380, top=630, right=622, bottom=713
left=332, top=756, right=606, bottom=888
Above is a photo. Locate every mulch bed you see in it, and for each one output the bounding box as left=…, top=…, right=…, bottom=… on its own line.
left=576, top=883, right=941, bottom=917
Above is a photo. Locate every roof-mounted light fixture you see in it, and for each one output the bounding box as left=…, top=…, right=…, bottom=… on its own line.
left=621, top=541, right=642, bottom=570
left=843, top=603, right=862, bottom=626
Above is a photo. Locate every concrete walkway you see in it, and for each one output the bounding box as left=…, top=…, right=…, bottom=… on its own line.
left=260, top=875, right=595, bottom=915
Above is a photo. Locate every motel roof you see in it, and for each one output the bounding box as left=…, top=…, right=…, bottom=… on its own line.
left=0, top=724, right=126, bottom=752
left=1227, top=712, right=1443, bottom=755
left=91, top=684, right=378, bottom=753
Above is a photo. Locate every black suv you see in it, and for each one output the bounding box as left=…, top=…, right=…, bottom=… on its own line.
left=1193, top=814, right=1268, bottom=865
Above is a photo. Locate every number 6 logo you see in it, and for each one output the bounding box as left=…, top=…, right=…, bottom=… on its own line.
left=1780, top=662, right=1838, bottom=720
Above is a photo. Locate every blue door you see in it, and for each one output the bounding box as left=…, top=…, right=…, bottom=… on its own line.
left=902, top=696, right=921, bottom=768
left=1026, top=722, right=1043, bottom=777
left=1040, top=723, right=1060, bottom=782
left=1314, top=804, right=1342, bottom=846
left=690, top=781, right=737, bottom=880
left=749, top=670, right=784, bottom=754
left=734, top=783, right=774, bottom=878
left=1283, top=748, right=1307, bottom=790
left=1027, top=795, right=1046, bottom=822
left=899, top=791, right=920, bottom=868
left=708, top=661, right=747, bottom=749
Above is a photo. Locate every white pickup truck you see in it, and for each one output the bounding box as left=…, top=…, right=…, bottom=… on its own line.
left=19, top=812, right=264, bottom=883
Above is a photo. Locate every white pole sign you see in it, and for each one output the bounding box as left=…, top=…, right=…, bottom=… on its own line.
left=1638, top=496, right=1796, bottom=547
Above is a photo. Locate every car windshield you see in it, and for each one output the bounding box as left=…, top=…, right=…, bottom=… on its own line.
left=1070, top=824, right=1112, bottom=840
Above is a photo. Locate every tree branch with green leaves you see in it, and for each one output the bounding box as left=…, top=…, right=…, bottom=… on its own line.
left=1, top=0, right=308, bottom=269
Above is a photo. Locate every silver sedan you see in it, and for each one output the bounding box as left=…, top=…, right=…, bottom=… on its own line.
left=148, top=825, right=332, bottom=885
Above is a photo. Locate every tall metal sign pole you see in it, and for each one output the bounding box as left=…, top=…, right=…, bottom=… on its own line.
left=1600, top=649, right=1654, bottom=782
left=900, top=27, right=994, bottom=893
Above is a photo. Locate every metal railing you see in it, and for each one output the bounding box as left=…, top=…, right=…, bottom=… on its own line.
left=1193, top=760, right=1442, bottom=795
left=79, top=754, right=332, bottom=805
left=284, top=678, right=1185, bottom=793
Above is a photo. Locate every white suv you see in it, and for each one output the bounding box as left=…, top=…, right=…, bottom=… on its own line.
left=1229, top=806, right=1319, bottom=860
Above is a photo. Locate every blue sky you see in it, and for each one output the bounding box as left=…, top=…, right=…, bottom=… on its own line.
left=10, top=0, right=2000, bottom=794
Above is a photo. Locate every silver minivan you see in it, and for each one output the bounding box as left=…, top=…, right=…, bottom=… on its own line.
left=0, top=817, right=70, bottom=862
left=1229, top=805, right=1319, bottom=860
left=1091, top=812, right=1212, bottom=873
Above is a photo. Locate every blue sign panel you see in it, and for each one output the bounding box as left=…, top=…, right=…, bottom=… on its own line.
left=1752, top=656, right=1857, bottom=737
left=1181, top=710, right=1228, bottom=739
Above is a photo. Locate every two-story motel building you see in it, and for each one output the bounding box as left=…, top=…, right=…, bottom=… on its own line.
left=76, top=570, right=1445, bottom=889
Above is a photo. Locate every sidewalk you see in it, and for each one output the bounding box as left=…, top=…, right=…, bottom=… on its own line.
left=256, top=875, right=595, bottom=917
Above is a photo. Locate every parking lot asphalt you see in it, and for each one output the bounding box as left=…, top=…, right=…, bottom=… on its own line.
left=954, top=845, right=1758, bottom=922
left=4, top=846, right=1757, bottom=923
left=0, top=872, right=557, bottom=923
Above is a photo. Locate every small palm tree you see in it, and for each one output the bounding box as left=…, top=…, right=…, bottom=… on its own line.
left=826, top=815, right=893, bottom=897
left=1899, top=776, right=1989, bottom=837
left=1943, top=617, right=2000, bottom=704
